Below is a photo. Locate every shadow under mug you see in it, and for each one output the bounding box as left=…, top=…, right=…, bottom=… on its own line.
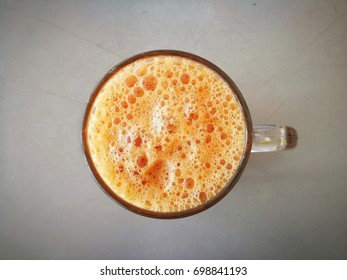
left=82, top=50, right=298, bottom=219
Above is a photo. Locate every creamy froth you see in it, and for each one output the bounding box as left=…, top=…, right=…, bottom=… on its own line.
left=86, top=55, right=246, bottom=213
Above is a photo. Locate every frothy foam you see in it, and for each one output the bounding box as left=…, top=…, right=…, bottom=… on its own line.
left=86, top=55, right=246, bottom=213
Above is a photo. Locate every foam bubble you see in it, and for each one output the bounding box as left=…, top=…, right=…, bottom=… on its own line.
left=125, top=75, right=137, bottom=87
left=127, top=94, right=136, bottom=104
left=141, top=75, right=157, bottom=91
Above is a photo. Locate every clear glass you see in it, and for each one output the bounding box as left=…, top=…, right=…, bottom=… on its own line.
left=82, top=49, right=298, bottom=219
left=251, top=125, right=298, bottom=153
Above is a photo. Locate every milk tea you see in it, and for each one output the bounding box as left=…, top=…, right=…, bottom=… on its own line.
left=85, top=55, right=246, bottom=213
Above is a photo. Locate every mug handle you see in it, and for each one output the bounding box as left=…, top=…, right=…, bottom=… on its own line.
left=251, top=125, right=298, bottom=153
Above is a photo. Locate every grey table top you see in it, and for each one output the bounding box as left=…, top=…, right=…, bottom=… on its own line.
left=1, top=0, right=346, bottom=259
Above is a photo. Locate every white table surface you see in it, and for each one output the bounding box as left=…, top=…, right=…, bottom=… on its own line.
left=1, top=0, right=346, bottom=259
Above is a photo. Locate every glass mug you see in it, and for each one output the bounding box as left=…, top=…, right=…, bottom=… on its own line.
left=82, top=50, right=297, bottom=219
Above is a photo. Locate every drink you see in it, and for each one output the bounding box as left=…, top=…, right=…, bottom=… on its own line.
left=83, top=51, right=251, bottom=218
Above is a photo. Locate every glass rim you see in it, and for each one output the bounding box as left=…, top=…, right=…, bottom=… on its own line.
left=81, top=49, right=253, bottom=219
